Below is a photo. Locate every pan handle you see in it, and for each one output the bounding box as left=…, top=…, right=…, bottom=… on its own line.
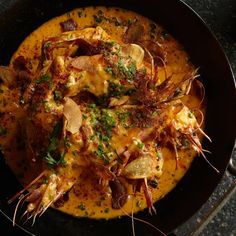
left=227, top=146, right=236, bottom=176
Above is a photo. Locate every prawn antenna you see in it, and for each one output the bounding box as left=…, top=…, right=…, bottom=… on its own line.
left=117, top=194, right=167, bottom=236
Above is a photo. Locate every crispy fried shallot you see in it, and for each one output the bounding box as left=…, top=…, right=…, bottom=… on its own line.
left=63, top=97, right=82, bottom=134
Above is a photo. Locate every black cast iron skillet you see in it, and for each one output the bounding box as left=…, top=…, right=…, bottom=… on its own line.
left=0, top=0, right=235, bottom=235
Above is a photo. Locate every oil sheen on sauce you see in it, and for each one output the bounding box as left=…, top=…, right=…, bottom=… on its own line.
left=2, top=7, right=204, bottom=219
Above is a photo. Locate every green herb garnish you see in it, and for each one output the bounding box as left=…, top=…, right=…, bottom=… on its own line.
left=94, top=143, right=110, bottom=164
left=137, top=141, right=144, bottom=150
left=100, top=110, right=115, bottom=130
left=93, top=10, right=104, bottom=23
left=36, top=74, right=53, bottom=88
left=117, top=59, right=137, bottom=81
left=43, top=120, right=63, bottom=167
left=54, top=90, right=62, bottom=101
left=89, top=103, right=96, bottom=109
left=105, top=66, right=113, bottom=75
left=114, top=148, right=123, bottom=164
left=78, top=203, right=86, bottom=211
left=44, top=152, right=58, bottom=166
left=188, top=112, right=193, bottom=118
left=116, top=111, right=130, bottom=128
left=64, top=136, right=72, bottom=148
left=58, top=152, right=67, bottom=166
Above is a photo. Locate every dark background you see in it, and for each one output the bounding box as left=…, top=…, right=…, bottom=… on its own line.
left=0, top=0, right=235, bottom=235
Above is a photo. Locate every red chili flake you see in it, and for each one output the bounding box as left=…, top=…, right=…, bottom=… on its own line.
left=120, top=79, right=127, bottom=85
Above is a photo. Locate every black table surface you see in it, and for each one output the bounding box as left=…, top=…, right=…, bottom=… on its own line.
left=0, top=0, right=235, bottom=235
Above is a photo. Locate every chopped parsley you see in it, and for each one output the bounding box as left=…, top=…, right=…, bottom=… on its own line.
left=44, top=42, right=51, bottom=49
left=36, top=74, right=51, bottom=84
left=82, top=114, right=88, bottom=120
left=44, top=152, right=57, bottom=166
left=93, top=10, right=104, bottom=23
left=88, top=108, right=116, bottom=164
left=109, top=82, right=125, bottom=97
left=127, top=18, right=133, bottom=25
left=114, top=148, right=123, bottom=164
left=44, top=149, right=67, bottom=168
left=94, top=109, right=115, bottom=140
left=188, top=112, right=193, bottom=118
left=108, top=82, right=131, bottom=98
left=137, top=141, right=145, bottom=150
left=89, top=103, right=97, bottom=109
left=156, top=151, right=162, bottom=159
left=36, top=74, right=53, bottom=88
left=64, top=136, right=72, bottom=148
left=43, top=120, right=64, bottom=168
left=117, top=59, right=126, bottom=75
left=89, top=134, right=96, bottom=141
left=91, top=109, right=115, bottom=142
left=43, top=178, right=49, bottom=184
left=57, top=152, right=67, bottom=166
left=54, top=90, right=62, bottom=101
left=105, top=66, right=113, bottom=75
left=183, top=139, right=190, bottom=148
left=48, top=121, right=62, bottom=152
left=116, top=111, right=130, bottom=128
left=117, top=59, right=137, bottom=81
left=94, top=143, right=110, bottom=164
left=92, top=10, right=124, bottom=27
left=106, top=41, right=116, bottom=47
left=126, top=63, right=137, bottom=80
left=78, top=203, right=86, bottom=211
left=100, top=110, right=116, bottom=131
left=72, top=150, right=78, bottom=157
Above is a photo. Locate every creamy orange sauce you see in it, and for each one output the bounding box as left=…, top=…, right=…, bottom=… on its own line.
left=0, top=7, right=205, bottom=219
